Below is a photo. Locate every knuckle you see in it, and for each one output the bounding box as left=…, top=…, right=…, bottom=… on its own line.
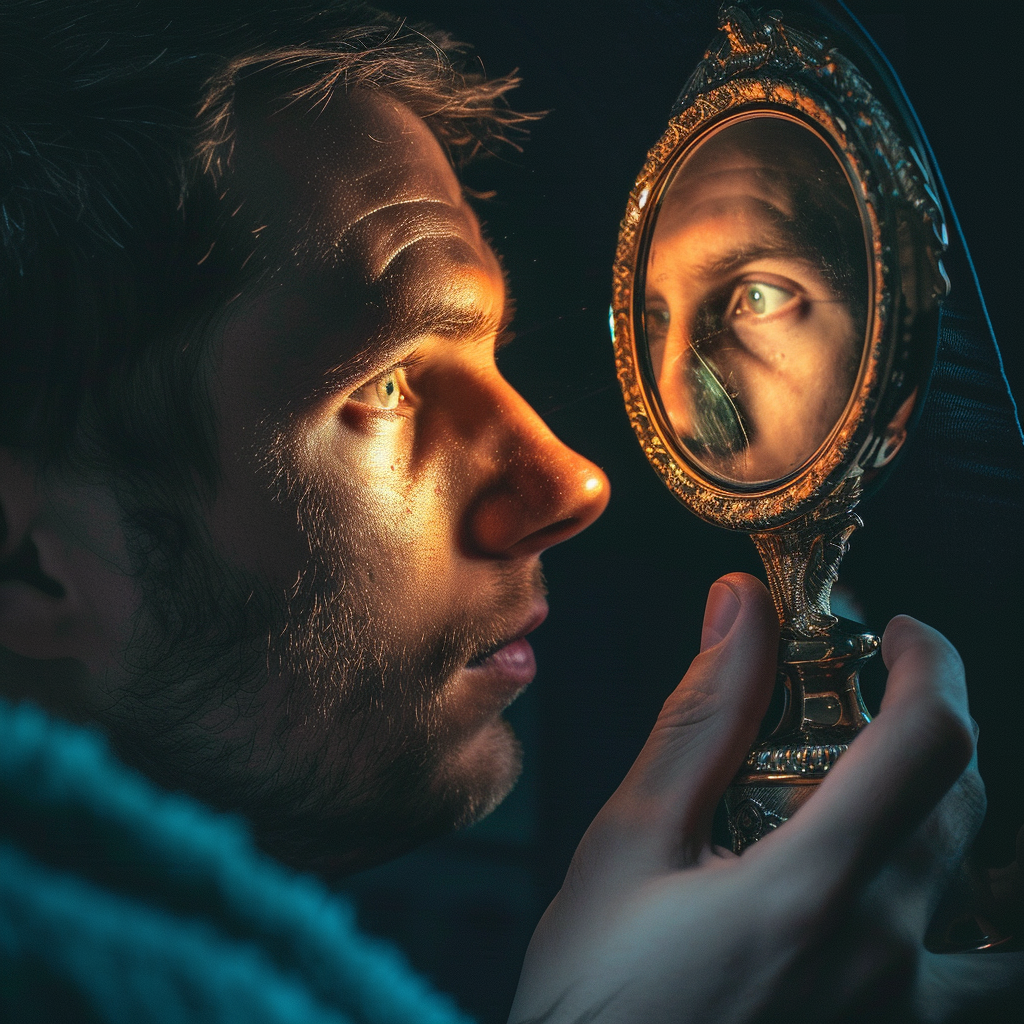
left=758, top=858, right=847, bottom=945
left=898, top=666, right=974, bottom=769
left=885, top=615, right=964, bottom=679
left=914, top=626, right=964, bottom=679
left=921, top=697, right=975, bottom=773
left=964, top=765, right=987, bottom=816
left=953, top=763, right=987, bottom=829
left=656, top=677, right=720, bottom=730
left=936, top=639, right=966, bottom=687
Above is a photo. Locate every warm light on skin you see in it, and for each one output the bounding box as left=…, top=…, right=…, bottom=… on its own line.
left=646, top=152, right=862, bottom=484
left=193, top=88, right=609, bottom=866
left=0, top=87, right=610, bottom=874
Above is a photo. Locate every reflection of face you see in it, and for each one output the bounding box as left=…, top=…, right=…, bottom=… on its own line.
left=645, top=124, right=863, bottom=484
left=99, top=90, right=608, bottom=874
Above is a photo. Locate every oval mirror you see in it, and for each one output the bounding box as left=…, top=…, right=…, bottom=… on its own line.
left=611, top=1, right=950, bottom=854
left=642, top=114, right=869, bottom=487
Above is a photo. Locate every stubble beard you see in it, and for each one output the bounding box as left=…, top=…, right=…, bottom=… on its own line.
left=107, top=470, right=534, bottom=876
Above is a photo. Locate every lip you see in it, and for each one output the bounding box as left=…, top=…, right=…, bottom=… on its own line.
left=462, top=602, right=548, bottom=694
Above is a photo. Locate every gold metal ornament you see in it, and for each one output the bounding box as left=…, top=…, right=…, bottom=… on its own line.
left=612, top=3, right=947, bottom=852
left=727, top=474, right=879, bottom=848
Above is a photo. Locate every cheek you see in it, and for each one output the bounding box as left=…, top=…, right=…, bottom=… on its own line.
left=312, top=417, right=466, bottom=625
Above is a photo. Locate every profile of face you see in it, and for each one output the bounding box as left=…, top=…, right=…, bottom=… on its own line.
left=644, top=116, right=868, bottom=485
left=8, top=88, right=608, bottom=875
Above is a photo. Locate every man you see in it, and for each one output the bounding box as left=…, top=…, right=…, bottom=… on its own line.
left=0, top=1, right=1019, bottom=1021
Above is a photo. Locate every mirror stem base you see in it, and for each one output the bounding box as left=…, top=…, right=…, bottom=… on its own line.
left=728, top=475, right=876, bottom=853
left=725, top=621, right=878, bottom=853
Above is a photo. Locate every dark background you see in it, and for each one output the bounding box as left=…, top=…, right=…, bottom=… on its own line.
left=338, top=3, right=1023, bottom=1021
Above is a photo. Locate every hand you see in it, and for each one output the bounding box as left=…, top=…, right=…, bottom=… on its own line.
left=510, top=574, right=1022, bottom=1023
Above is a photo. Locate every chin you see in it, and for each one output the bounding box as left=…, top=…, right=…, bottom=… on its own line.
left=437, top=716, right=524, bottom=830
left=267, top=716, right=524, bottom=879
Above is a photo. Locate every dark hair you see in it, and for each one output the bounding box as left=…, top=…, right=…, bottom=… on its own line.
left=0, top=0, right=526, bottom=504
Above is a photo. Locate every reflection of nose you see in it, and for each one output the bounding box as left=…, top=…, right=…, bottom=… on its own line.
left=464, top=376, right=609, bottom=558
left=657, top=329, right=695, bottom=442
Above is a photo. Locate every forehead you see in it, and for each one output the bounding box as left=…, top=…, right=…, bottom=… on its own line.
left=238, top=89, right=470, bottom=258
left=221, top=88, right=504, bottom=411
left=654, top=161, right=795, bottom=243
left=648, top=152, right=802, bottom=290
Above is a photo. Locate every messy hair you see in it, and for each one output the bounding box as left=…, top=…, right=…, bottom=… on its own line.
left=0, top=0, right=527, bottom=505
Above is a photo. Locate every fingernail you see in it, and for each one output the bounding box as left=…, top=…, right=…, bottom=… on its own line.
left=701, top=581, right=741, bottom=651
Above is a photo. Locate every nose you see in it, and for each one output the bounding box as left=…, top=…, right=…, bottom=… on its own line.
left=464, top=377, right=609, bottom=559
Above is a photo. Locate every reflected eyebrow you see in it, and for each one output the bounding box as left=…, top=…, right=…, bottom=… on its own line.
left=660, top=198, right=813, bottom=284
left=695, top=238, right=812, bottom=281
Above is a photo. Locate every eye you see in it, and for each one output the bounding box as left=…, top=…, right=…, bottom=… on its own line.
left=644, top=304, right=671, bottom=374
left=730, top=281, right=797, bottom=318
left=350, top=368, right=405, bottom=411
left=647, top=305, right=671, bottom=330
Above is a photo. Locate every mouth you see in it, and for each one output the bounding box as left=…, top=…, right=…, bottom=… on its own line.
left=463, top=603, right=548, bottom=690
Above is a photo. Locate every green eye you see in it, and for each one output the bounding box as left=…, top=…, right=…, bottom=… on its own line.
left=733, top=281, right=794, bottom=317
left=375, top=371, right=401, bottom=410
left=351, top=369, right=404, bottom=410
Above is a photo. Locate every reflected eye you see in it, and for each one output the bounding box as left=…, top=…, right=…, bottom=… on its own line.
left=350, top=369, right=404, bottom=410
left=645, top=304, right=671, bottom=342
left=647, top=306, right=671, bottom=329
left=730, top=281, right=796, bottom=318
left=645, top=304, right=671, bottom=374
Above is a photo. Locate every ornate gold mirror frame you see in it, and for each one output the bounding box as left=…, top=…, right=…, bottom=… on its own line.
left=612, top=3, right=948, bottom=852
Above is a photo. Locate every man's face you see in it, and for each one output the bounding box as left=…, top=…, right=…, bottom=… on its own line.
left=102, top=89, right=608, bottom=873
left=645, top=125, right=864, bottom=485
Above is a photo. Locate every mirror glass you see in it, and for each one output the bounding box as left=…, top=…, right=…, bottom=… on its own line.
left=642, top=113, right=870, bottom=486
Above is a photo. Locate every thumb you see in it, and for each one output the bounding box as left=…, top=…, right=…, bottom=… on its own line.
left=602, top=573, right=778, bottom=866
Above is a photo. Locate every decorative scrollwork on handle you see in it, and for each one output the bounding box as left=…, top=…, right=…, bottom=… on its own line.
left=751, top=473, right=863, bottom=638
left=746, top=741, right=849, bottom=775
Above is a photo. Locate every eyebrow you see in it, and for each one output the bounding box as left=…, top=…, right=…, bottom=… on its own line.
left=390, top=291, right=512, bottom=347
left=307, top=287, right=515, bottom=402
left=694, top=236, right=813, bottom=280
left=652, top=193, right=817, bottom=280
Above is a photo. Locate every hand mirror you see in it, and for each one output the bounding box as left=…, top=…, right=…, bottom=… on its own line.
left=612, top=2, right=948, bottom=851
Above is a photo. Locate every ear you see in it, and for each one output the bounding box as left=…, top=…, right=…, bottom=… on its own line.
left=1, top=448, right=74, bottom=660
left=0, top=448, right=122, bottom=664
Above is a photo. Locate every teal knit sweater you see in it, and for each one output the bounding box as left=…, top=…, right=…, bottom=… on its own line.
left=0, top=696, right=474, bottom=1024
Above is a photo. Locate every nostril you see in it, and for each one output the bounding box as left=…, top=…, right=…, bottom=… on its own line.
left=506, top=473, right=609, bottom=557
left=507, top=517, right=580, bottom=557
